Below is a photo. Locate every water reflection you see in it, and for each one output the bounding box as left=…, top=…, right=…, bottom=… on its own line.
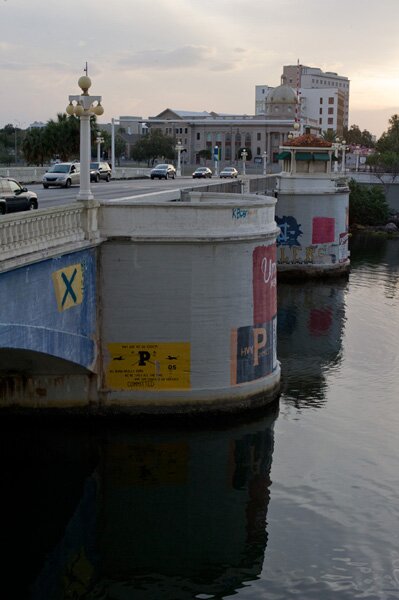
left=4, top=405, right=279, bottom=599
left=277, top=279, right=347, bottom=409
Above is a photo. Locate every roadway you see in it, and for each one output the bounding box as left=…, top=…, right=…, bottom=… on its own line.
left=29, top=177, right=237, bottom=209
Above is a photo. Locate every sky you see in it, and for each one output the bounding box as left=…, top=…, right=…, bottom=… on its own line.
left=1, top=0, right=399, bottom=138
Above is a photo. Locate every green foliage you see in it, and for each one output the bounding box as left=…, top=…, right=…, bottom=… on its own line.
left=20, top=113, right=99, bottom=165
left=321, top=129, right=337, bottom=142
left=376, top=114, right=399, bottom=154
left=198, top=148, right=211, bottom=161
left=237, top=146, right=252, bottom=160
left=131, top=129, right=175, bottom=165
left=349, top=179, right=389, bottom=226
left=343, top=125, right=375, bottom=147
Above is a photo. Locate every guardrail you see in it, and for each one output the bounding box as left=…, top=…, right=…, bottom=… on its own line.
left=0, top=202, right=100, bottom=271
left=0, top=166, right=152, bottom=183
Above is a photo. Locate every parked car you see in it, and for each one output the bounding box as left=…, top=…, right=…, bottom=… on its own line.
left=42, top=162, right=80, bottom=188
left=90, top=161, right=112, bottom=182
left=0, top=177, right=38, bottom=214
left=192, top=167, right=213, bottom=179
left=220, top=167, right=239, bottom=178
left=150, top=164, right=176, bottom=180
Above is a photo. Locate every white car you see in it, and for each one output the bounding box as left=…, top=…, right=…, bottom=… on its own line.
left=220, top=167, right=239, bottom=178
left=42, top=162, right=80, bottom=188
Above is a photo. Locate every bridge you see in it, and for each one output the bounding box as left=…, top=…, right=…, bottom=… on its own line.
left=0, top=177, right=281, bottom=414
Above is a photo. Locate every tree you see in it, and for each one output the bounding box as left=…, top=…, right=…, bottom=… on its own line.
left=321, top=129, right=338, bottom=142
left=237, top=146, right=252, bottom=160
left=365, top=114, right=399, bottom=193
left=131, top=130, right=175, bottom=165
left=349, top=179, right=389, bottom=226
left=198, top=149, right=211, bottom=164
left=22, top=127, right=51, bottom=166
left=376, top=114, right=399, bottom=154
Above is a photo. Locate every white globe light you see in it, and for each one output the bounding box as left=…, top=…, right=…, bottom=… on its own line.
left=93, top=103, right=104, bottom=116
left=66, top=103, right=74, bottom=116
left=78, top=75, right=92, bottom=93
left=75, top=103, right=84, bottom=117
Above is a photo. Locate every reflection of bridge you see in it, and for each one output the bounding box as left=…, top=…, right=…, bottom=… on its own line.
left=0, top=178, right=281, bottom=412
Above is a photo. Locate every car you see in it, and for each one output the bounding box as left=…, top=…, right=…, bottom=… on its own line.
left=150, top=164, right=176, bottom=180
left=0, top=177, right=38, bottom=214
left=192, top=167, right=213, bottom=179
left=90, top=161, right=112, bottom=182
left=42, top=162, right=80, bottom=188
left=220, top=167, right=239, bottom=178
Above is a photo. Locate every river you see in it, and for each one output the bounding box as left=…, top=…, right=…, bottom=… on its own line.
left=2, top=233, right=399, bottom=600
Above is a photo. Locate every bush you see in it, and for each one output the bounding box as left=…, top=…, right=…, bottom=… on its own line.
left=349, top=179, right=389, bottom=226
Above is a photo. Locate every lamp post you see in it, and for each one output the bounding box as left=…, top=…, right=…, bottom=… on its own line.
left=341, top=139, right=347, bottom=174
left=96, top=134, right=104, bottom=162
left=263, top=150, right=268, bottom=175
left=175, top=140, right=184, bottom=177
left=354, top=145, right=361, bottom=172
left=67, top=73, right=104, bottom=201
left=241, top=148, right=248, bottom=175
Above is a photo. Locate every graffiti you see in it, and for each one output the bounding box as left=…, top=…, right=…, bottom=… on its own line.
left=232, top=208, right=248, bottom=219
left=231, top=319, right=276, bottom=384
left=52, top=263, right=83, bottom=312
left=261, top=257, right=277, bottom=286
left=312, top=216, right=335, bottom=244
left=253, top=245, right=277, bottom=324
left=278, top=243, right=338, bottom=265
left=339, top=233, right=349, bottom=263
left=276, top=215, right=303, bottom=246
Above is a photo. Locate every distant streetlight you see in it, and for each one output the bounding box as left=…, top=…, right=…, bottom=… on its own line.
left=332, top=138, right=346, bottom=174
left=263, top=151, right=268, bottom=176
left=175, top=140, right=184, bottom=177
left=66, top=72, right=104, bottom=201
left=96, top=134, right=104, bottom=162
left=241, top=148, right=248, bottom=175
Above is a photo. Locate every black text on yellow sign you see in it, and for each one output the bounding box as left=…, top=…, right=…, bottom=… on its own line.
left=107, top=342, right=191, bottom=390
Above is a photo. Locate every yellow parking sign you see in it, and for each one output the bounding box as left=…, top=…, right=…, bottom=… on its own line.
left=52, top=264, right=83, bottom=312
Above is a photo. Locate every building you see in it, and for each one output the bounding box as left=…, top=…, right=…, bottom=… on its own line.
left=282, top=64, right=350, bottom=129
left=147, top=84, right=319, bottom=166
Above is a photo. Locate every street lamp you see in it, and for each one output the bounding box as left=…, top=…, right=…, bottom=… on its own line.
left=175, top=140, right=184, bottom=177
left=354, top=145, right=361, bottom=172
left=66, top=74, right=104, bottom=201
left=263, top=151, right=268, bottom=176
left=341, top=139, right=347, bottom=174
left=263, top=150, right=267, bottom=175
left=96, top=134, right=104, bottom=162
left=241, top=148, right=248, bottom=175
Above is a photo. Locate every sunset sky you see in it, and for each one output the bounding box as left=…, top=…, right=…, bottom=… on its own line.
left=1, top=0, right=398, bottom=138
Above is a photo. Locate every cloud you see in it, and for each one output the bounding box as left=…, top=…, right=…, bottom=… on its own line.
left=119, top=45, right=238, bottom=72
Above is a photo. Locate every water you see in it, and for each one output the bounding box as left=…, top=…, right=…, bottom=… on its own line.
left=2, top=234, right=399, bottom=600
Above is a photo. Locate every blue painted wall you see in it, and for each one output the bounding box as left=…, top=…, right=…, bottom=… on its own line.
left=0, top=249, right=97, bottom=370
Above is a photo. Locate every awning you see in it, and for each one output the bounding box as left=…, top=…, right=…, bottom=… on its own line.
left=295, top=152, right=313, bottom=161
left=313, top=153, right=330, bottom=161
left=277, top=151, right=291, bottom=160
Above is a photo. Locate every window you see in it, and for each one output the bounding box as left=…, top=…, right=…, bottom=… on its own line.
left=320, top=98, right=323, bottom=104
left=328, top=107, right=334, bottom=115
left=319, top=118, right=322, bottom=124
left=319, top=108, right=323, bottom=115
left=196, top=132, right=200, bottom=140
left=328, top=97, right=334, bottom=104
left=257, top=132, right=261, bottom=141
left=328, top=118, right=333, bottom=125
left=185, top=128, right=188, bottom=134
left=257, top=146, right=261, bottom=155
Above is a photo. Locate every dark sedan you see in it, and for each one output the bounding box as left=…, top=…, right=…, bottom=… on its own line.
left=192, top=167, right=212, bottom=179
left=0, top=177, right=38, bottom=214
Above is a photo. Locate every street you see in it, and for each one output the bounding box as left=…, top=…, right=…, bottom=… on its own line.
left=29, top=177, right=237, bottom=209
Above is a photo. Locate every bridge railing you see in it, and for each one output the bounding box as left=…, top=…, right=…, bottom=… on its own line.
left=0, top=202, right=100, bottom=271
